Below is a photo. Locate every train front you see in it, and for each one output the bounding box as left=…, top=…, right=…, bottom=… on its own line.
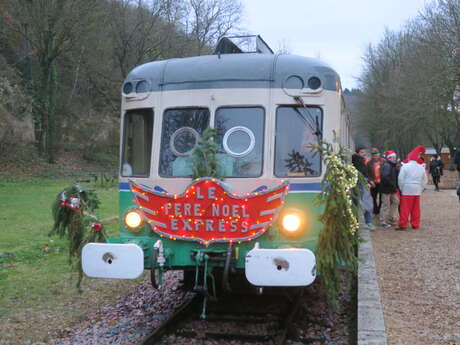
left=82, top=36, right=345, bottom=297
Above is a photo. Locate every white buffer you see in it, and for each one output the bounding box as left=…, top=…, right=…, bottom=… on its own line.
left=82, top=243, right=144, bottom=279
left=245, top=243, right=316, bottom=286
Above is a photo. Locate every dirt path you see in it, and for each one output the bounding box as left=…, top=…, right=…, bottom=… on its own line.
left=371, top=186, right=460, bottom=345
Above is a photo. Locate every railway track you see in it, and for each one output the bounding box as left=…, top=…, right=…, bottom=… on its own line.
left=140, top=288, right=319, bottom=345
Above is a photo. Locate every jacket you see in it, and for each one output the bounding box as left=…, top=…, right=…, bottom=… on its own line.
left=455, top=149, right=460, bottom=171
left=429, top=159, right=443, bottom=177
left=380, top=161, right=398, bottom=194
left=352, top=154, right=371, bottom=180
left=367, top=159, right=382, bottom=184
left=398, top=160, right=428, bottom=195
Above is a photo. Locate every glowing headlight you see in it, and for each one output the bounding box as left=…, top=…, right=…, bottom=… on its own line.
left=124, top=210, right=143, bottom=229
left=282, top=213, right=302, bottom=232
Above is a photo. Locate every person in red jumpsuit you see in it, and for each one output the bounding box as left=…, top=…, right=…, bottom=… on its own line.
left=397, top=145, right=427, bottom=230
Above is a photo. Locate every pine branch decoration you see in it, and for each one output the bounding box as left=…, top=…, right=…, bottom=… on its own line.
left=313, top=142, right=361, bottom=309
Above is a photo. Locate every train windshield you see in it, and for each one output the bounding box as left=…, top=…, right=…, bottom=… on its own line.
left=275, top=106, right=322, bottom=177
left=159, top=108, right=210, bottom=177
left=214, top=107, right=264, bottom=177
left=120, top=109, right=153, bottom=177
left=214, top=35, right=274, bottom=55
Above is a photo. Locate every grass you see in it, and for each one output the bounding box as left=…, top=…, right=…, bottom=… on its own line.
left=0, top=179, right=117, bottom=298
left=0, top=177, right=143, bottom=344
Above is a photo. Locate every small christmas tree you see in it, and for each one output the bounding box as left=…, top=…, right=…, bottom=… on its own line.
left=191, top=127, right=222, bottom=180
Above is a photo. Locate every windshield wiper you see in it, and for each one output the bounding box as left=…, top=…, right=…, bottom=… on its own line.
left=293, top=96, right=323, bottom=139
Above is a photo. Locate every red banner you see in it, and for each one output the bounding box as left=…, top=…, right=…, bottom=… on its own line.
left=130, top=178, right=289, bottom=245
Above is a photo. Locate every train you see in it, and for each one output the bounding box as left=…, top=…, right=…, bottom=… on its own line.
left=82, top=35, right=353, bottom=311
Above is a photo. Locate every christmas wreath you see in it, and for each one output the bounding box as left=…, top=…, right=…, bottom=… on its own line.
left=50, top=184, right=106, bottom=289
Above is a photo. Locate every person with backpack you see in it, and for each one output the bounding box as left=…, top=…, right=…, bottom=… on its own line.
left=380, top=151, right=399, bottom=227
left=429, top=154, right=444, bottom=191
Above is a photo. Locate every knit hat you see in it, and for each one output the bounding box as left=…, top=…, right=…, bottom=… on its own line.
left=385, top=150, right=396, bottom=159
left=407, top=145, right=426, bottom=162
left=370, top=147, right=380, bottom=154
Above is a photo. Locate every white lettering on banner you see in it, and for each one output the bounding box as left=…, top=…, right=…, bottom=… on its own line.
left=163, top=203, right=254, bottom=230
left=167, top=218, right=258, bottom=233
left=212, top=204, right=219, bottom=217
left=182, top=219, right=192, bottom=231
left=195, top=219, right=203, bottom=231
left=208, top=187, right=216, bottom=199
left=174, top=203, right=182, bottom=215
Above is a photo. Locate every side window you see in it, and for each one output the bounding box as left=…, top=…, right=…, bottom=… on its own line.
left=215, top=107, right=264, bottom=177
left=159, top=108, right=210, bottom=177
left=275, top=106, right=322, bottom=177
left=121, top=109, right=153, bottom=177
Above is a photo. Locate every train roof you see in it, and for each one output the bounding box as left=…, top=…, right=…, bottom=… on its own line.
left=123, top=53, right=341, bottom=94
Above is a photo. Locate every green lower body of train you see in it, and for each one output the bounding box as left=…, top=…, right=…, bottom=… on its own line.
left=114, top=190, right=320, bottom=279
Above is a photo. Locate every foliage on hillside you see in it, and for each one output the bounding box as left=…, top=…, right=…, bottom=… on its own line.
left=0, top=55, right=33, bottom=151
left=0, top=0, right=242, bottom=166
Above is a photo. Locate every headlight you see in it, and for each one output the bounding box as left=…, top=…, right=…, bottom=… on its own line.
left=282, top=213, right=302, bottom=232
left=279, top=209, right=306, bottom=236
left=124, top=210, right=143, bottom=229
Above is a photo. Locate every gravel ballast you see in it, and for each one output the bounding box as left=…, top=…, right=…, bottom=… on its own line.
left=51, top=271, right=185, bottom=345
left=48, top=268, right=355, bottom=345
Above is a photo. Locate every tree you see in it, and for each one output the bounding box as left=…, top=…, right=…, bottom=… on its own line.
left=4, top=0, right=100, bottom=163
left=276, top=38, right=292, bottom=54
left=109, top=0, right=168, bottom=78
left=355, top=0, right=460, bottom=158
left=186, top=0, right=242, bottom=55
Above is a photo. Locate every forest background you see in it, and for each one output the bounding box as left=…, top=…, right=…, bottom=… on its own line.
left=1, top=0, right=460, bottom=174
left=351, top=0, right=460, bottom=159
left=0, top=0, right=242, bottom=175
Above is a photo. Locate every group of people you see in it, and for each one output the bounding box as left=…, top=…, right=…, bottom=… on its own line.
left=352, top=145, right=429, bottom=231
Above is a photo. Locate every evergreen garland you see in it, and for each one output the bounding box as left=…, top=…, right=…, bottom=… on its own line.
left=50, top=185, right=106, bottom=289
left=191, top=127, right=222, bottom=179
left=314, top=142, right=362, bottom=309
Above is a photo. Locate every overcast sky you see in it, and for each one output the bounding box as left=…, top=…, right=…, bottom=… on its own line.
left=241, top=0, right=429, bottom=89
